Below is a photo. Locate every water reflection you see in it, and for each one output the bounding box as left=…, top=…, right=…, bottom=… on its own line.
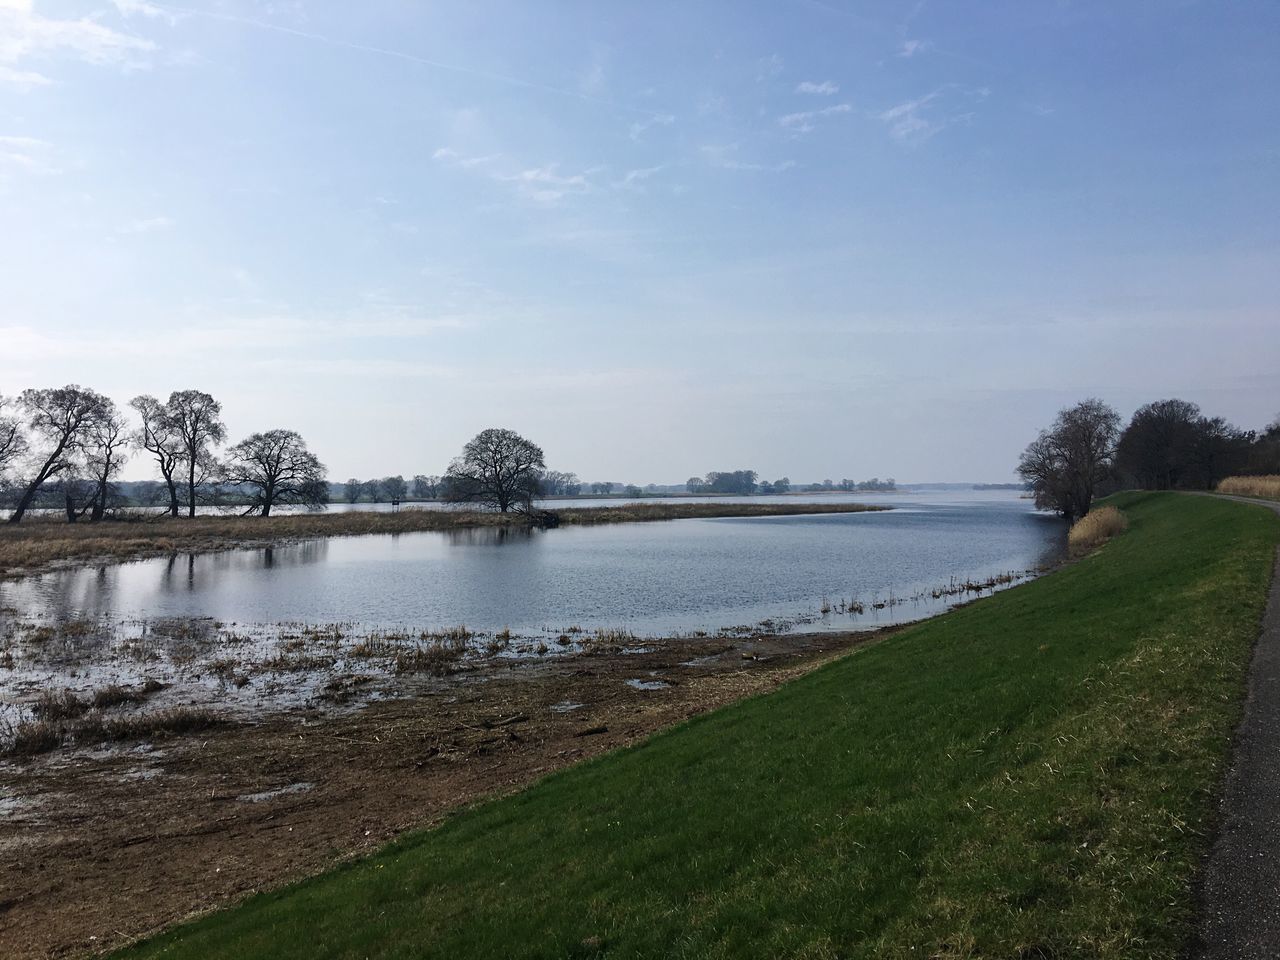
left=443, top=526, right=539, bottom=547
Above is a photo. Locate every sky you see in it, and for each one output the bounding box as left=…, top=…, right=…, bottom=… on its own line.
left=1, top=0, right=1277, bottom=484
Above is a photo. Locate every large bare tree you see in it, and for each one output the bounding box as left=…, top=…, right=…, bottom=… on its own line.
left=167, top=389, right=226, bottom=518
left=7, top=385, right=113, bottom=523
left=130, top=394, right=184, bottom=517
left=444, top=428, right=545, bottom=513
left=222, top=429, right=327, bottom=517
left=1018, top=398, right=1121, bottom=522
left=83, top=401, right=130, bottom=522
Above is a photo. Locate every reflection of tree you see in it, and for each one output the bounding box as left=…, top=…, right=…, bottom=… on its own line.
left=444, top=526, right=537, bottom=547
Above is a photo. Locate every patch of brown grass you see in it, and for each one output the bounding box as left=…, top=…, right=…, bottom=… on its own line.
left=5, top=719, right=63, bottom=756
left=1068, top=505, right=1129, bottom=554
left=76, top=706, right=224, bottom=744
left=1218, top=475, right=1280, bottom=501
left=32, top=688, right=88, bottom=721
left=393, top=636, right=468, bottom=676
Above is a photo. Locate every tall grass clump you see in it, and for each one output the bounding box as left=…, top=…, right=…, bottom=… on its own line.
left=1218, top=475, right=1280, bottom=501
left=1068, top=504, right=1128, bottom=553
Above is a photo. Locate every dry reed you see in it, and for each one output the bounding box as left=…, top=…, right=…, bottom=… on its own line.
left=1068, top=505, right=1129, bottom=553
left=1217, top=475, right=1280, bottom=501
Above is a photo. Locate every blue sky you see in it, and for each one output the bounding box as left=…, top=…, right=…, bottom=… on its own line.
left=1, top=0, right=1277, bottom=483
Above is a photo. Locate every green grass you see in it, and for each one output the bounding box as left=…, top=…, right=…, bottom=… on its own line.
left=119, top=493, right=1279, bottom=960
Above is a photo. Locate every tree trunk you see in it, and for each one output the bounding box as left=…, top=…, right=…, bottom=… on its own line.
left=164, top=473, right=179, bottom=517
left=8, top=479, right=44, bottom=523
left=65, top=494, right=77, bottom=523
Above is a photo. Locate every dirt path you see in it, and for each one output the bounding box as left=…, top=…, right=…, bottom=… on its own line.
left=0, top=629, right=880, bottom=959
left=1195, top=494, right=1280, bottom=958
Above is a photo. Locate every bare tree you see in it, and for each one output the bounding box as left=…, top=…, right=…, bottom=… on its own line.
left=82, top=401, right=130, bottom=522
left=0, top=394, right=26, bottom=485
left=222, top=429, right=327, bottom=517
left=1018, top=398, right=1121, bottom=521
left=167, top=390, right=226, bottom=517
left=344, top=478, right=363, bottom=504
left=8, top=385, right=112, bottom=523
left=381, top=475, right=408, bottom=502
left=411, top=474, right=442, bottom=499
left=130, top=394, right=184, bottom=517
left=443, top=428, right=545, bottom=513
left=539, top=470, right=581, bottom=496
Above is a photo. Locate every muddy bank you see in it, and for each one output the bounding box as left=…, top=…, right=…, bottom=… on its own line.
left=0, top=628, right=882, bottom=959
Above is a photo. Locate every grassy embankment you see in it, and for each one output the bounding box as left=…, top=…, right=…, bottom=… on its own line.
left=1218, top=475, right=1280, bottom=501
left=118, top=493, right=1278, bottom=959
left=0, top=501, right=885, bottom=578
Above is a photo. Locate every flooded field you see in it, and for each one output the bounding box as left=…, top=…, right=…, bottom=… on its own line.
left=0, top=490, right=1064, bottom=747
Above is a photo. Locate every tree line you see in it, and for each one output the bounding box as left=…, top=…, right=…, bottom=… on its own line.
left=341, top=469, right=584, bottom=505
left=0, top=393, right=582, bottom=522
left=686, top=471, right=800, bottom=495
left=1018, top=397, right=1277, bottom=521
left=0, top=386, right=325, bottom=522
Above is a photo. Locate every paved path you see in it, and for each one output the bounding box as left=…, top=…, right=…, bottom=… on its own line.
left=1196, top=494, right=1280, bottom=958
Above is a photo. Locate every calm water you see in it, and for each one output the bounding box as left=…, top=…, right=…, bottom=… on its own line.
left=0, top=491, right=1064, bottom=637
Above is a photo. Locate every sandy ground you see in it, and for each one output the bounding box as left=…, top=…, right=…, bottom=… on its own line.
left=0, top=629, right=880, bottom=959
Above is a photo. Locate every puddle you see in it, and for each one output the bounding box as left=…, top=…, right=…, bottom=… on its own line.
left=236, top=781, right=315, bottom=803
left=680, top=655, right=719, bottom=668
left=625, top=679, right=670, bottom=691
left=550, top=701, right=584, bottom=713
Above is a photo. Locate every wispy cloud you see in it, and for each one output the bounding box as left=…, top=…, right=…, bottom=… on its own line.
left=898, top=39, right=932, bottom=57
left=628, top=113, right=674, bottom=142
left=496, top=164, right=594, bottom=204
left=0, top=134, right=57, bottom=173
left=134, top=3, right=659, bottom=115
left=617, top=164, right=665, bottom=189
left=795, top=80, right=839, bottom=95
left=0, top=63, right=50, bottom=88
left=112, top=0, right=179, bottom=25
left=779, top=102, right=851, bottom=135
left=432, top=147, right=501, bottom=168
left=756, top=53, right=784, bottom=81
left=876, top=86, right=984, bottom=142
left=701, top=144, right=794, bottom=173
left=118, top=215, right=175, bottom=234
left=0, top=2, right=157, bottom=77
